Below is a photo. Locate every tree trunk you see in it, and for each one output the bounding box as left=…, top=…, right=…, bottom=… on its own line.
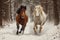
left=0, top=1, right=3, bottom=26
left=0, top=11, right=2, bottom=26
left=53, top=0, right=59, bottom=25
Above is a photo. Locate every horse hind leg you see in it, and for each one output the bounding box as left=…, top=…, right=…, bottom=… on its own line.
left=22, top=25, right=26, bottom=34
left=39, top=25, right=42, bottom=33
left=16, top=24, right=19, bottom=35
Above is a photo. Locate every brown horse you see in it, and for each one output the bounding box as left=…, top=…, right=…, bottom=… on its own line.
left=16, top=5, right=28, bottom=35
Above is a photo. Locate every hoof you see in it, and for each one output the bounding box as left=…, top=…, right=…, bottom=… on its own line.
left=16, top=33, right=18, bottom=35
left=39, top=31, right=41, bottom=33
left=16, top=32, right=19, bottom=35
left=35, top=32, right=37, bottom=35
left=19, top=31, right=21, bottom=33
left=39, top=30, right=42, bottom=33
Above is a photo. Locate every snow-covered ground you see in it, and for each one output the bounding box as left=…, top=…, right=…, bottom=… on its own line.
left=0, top=18, right=60, bottom=40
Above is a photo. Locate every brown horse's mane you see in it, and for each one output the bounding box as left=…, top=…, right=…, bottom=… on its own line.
left=16, top=5, right=26, bottom=14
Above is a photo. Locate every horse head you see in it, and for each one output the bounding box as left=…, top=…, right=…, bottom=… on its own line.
left=16, top=5, right=26, bottom=14
left=34, top=5, right=43, bottom=16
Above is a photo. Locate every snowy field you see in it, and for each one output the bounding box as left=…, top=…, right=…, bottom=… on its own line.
left=0, top=18, right=60, bottom=40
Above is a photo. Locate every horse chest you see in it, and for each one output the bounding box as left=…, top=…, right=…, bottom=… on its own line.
left=19, top=16, right=27, bottom=24
left=35, top=13, right=40, bottom=16
left=20, top=18, right=25, bottom=22
left=20, top=16, right=25, bottom=20
left=16, top=14, right=28, bottom=25
left=34, top=16, right=42, bottom=24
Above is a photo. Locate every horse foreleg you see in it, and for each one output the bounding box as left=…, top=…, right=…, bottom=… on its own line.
left=19, top=25, right=26, bottom=34
left=16, top=24, right=19, bottom=35
left=19, top=27, right=23, bottom=33
left=33, top=24, right=37, bottom=34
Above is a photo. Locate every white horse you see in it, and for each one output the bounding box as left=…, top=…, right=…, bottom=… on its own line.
left=33, top=5, right=47, bottom=34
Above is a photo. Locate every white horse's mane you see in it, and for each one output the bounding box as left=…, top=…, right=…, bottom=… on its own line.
left=35, top=5, right=46, bottom=17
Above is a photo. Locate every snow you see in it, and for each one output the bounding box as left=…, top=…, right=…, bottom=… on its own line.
left=0, top=18, right=60, bottom=40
